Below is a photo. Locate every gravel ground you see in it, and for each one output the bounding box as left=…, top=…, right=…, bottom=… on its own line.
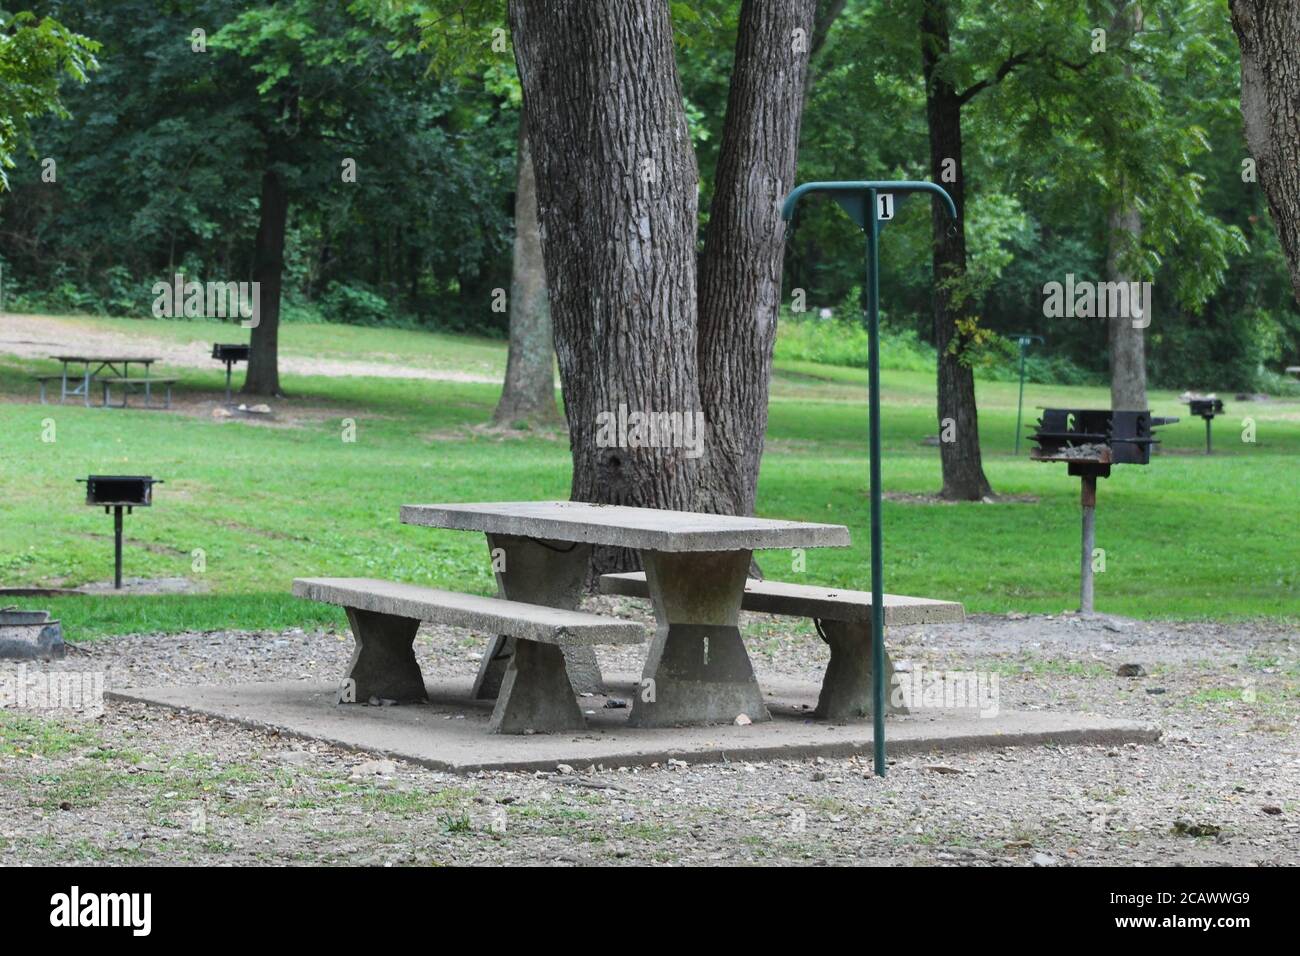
left=1, top=605, right=1296, bottom=866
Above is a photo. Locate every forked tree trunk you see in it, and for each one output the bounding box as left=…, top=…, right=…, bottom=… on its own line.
left=695, top=0, right=816, bottom=517
left=493, top=128, right=560, bottom=426
left=1231, top=1, right=1300, bottom=305
left=244, top=161, right=288, bottom=397
left=920, top=0, right=993, bottom=501
left=510, top=0, right=702, bottom=572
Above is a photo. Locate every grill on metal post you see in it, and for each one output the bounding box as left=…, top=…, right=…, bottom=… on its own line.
left=212, top=343, right=251, bottom=403
left=1029, top=410, right=1175, bottom=614
left=1184, top=396, right=1224, bottom=455
left=77, top=476, right=163, bottom=589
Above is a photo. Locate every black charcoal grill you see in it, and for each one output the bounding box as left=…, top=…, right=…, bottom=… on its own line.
left=77, top=475, right=163, bottom=589
left=1184, top=397, right=1224, bottom=454
left=1029, top=409, right=1176, bottom=613
left=212, top=343, right=251, bottom=403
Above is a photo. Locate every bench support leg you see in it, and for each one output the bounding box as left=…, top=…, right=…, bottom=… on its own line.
left=340, top=607, right=428, bottom=704
left=472, top=534, right=602, bottom=699
left=489, top=640, right=587, bottom=734
left=628, top=549, right=769, bottom=728
left=814, top=620, right=908, bottom=720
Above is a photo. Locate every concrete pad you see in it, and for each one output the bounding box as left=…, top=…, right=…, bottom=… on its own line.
left=108, top=675, right=1159, bottom=774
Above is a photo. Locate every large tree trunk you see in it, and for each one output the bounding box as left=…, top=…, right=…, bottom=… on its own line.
left=1107, top=200, right=1147, bottom=409
left=1106, top=5, right=1147, bottom=412
left=1231, top=1, right=1300, bottom=305
left=510, top=0, right=702, bottom=572
left=244, top=161, right=288, bottom=396
left=695, top=0, right=816, bottom=517
left=920, top=0, right=992, bottom=501
left=492, top=128, right=560, bottom=426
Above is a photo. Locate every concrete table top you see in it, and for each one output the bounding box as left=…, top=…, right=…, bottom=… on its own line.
left=399, top=500, right=851, bottom=552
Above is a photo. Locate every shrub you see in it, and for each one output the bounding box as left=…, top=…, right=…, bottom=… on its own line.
left=320, top=281, right=390, bottom=326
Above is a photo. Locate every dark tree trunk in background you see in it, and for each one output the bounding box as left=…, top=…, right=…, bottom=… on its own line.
left=1107, top=200, right=1147, bottom=409
left=1107, top=5, right=1147, bottom=412
left=244, top=161, right=289, bottom=396
left=920, top=0, right=993, bottom=500
left=695, top=0, right=816, bottom=517
left=1231, top=1, right=1300, bottom=306
left=510, top=0, right=702, bottom=571
left=493, top=128, right=560, bottom=426
left=800, top=0, right=846, bottom=115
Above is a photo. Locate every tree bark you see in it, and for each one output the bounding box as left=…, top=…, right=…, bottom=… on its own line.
left=1231, top=0, right=1300, bottom=306
left=695, top=0, right=816, bottom=517
left=920, top=0, right=993, bottom=500
left=1106, top=5, right=1147, bottom=412
left=510, top=0, right=702, bottom=572
left=1107, top=199, right=1147, bottom=409
left=492, top=128, right=560, bottom=426
left=244, top=160, right=289, bottom=396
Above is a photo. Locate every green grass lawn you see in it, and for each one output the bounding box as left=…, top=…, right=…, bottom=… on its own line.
left=1, top=313, right=1296, bottom=637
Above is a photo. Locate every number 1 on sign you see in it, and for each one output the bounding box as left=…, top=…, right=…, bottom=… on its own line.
left=877, top=193, right=895, bottom=221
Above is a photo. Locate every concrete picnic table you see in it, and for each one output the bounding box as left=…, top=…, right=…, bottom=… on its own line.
left=47, top=355, right=159, bottom=407
left=399, top=500, right=851, bottom=728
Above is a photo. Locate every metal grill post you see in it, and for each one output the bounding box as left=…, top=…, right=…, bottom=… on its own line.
left=1080, top=476, right=1096, bottom=614
left=113, top=505, right=124, bottom=590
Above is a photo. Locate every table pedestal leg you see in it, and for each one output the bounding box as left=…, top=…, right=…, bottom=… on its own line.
left=471, top=534, right=602, bottom=699
left=628, top=549, right=769, bottom=728
left=489, top=640, right=587, bottom=734
left=340, top=607, right=428, bottom=704
left=813, top=620, right=908, bottom=720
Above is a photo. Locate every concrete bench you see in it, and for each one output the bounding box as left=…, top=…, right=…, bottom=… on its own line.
left=293, top=577, right=644, bottom=734
left=98, top=376, right=179, bottom=409
left=600, top=572, right=964, bottom=720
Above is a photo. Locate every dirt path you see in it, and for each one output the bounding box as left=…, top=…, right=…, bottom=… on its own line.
left=0, top=313, right=501, bottom=384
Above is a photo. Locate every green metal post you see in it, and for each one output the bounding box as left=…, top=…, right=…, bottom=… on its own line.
left=780, top=180, right=956, bottom=780
left=865, top=192, right=886, bottom=777
left=1014, top=342, right=1027, bottom=456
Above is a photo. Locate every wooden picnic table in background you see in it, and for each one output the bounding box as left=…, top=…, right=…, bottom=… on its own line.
left=45, top=355, right=159, bottom=407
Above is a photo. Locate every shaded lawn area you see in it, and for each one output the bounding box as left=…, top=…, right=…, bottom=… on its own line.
left=0, top=319, right=1296, bottom=638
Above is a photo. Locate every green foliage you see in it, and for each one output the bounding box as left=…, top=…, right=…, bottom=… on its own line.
left=0, top=0, right=514, bottom=332
left=775, top=314, right=936, bottom=373
left=0, top=0, right=1296, bottom=390
left=320, top=281, right=390, bottom=326
left=775, top=311, right=1098, bottom=385
left=0, top=10, right=97, bottom=188
left=787, top=0, right=1299, bottom=390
